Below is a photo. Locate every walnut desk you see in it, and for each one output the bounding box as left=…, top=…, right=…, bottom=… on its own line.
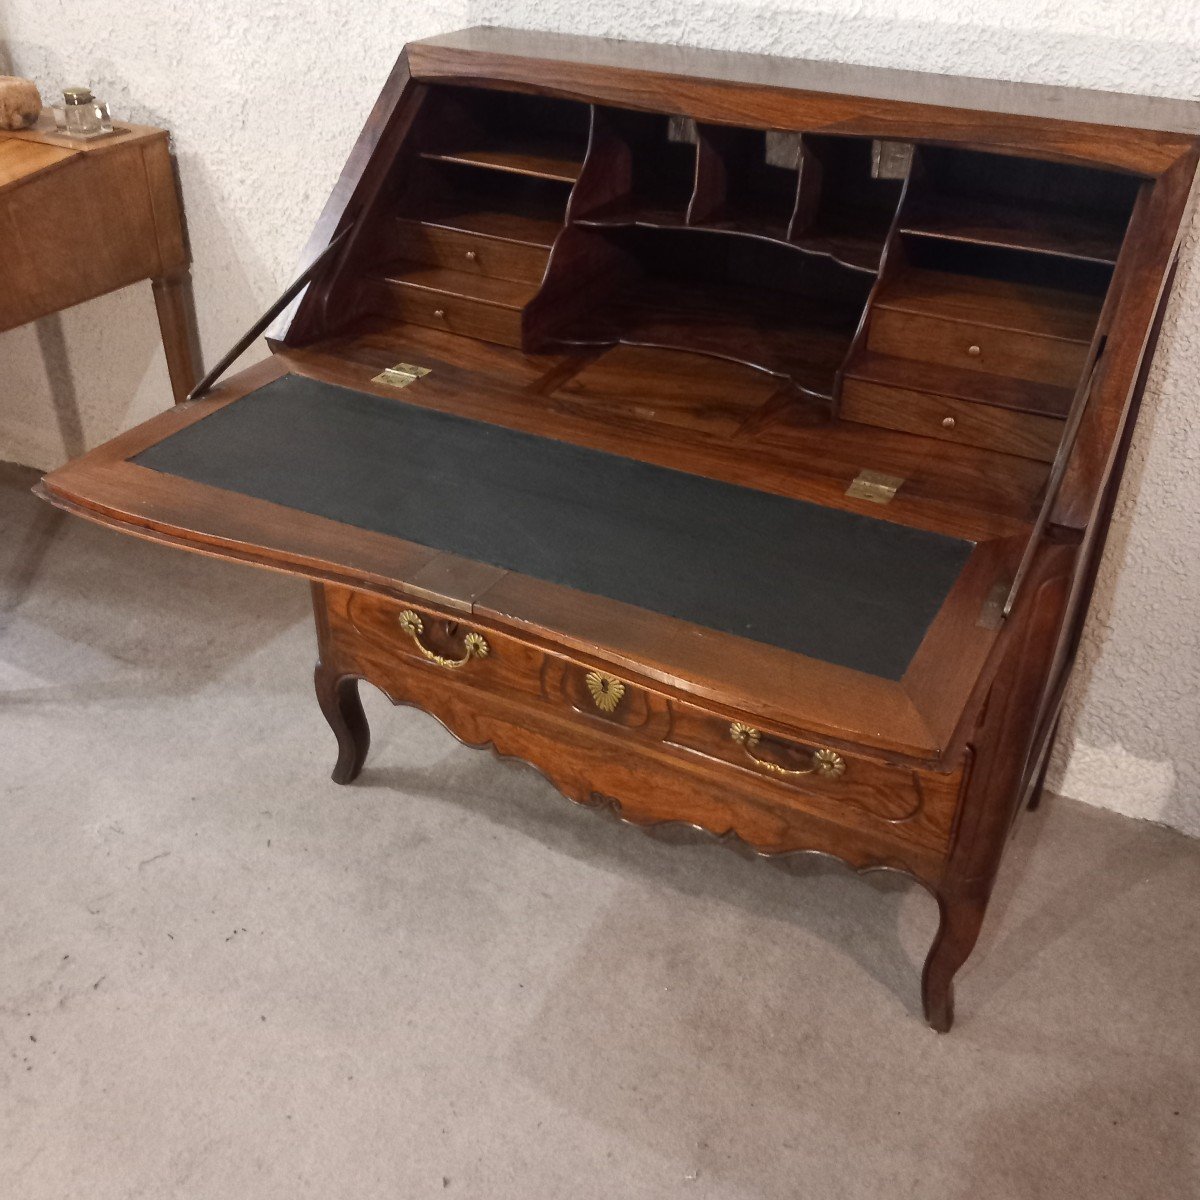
left=1, top=111, right=198, bottom=402
left=36, top=29, right=1200, bottom=1029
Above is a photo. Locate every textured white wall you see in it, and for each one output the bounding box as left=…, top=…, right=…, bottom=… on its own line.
left=2, top=2, right=1198, bottom=834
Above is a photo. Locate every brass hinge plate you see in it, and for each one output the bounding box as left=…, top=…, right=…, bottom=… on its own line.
left=871, top=140, right=914, bottom=180
left=977, top=581, right=1011, bottom=630
left=846, top=469, right=905, bottom=504
left=372, top=362, right=431, bottom=389
left=667, top=115, right=698, bottom=144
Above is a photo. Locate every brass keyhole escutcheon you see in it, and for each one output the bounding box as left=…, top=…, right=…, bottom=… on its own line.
left=585, top=670, right=626, bottom=713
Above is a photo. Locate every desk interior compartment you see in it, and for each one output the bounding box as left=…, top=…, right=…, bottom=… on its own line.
left=570, top=107, right=700, bottom=227
left=689, top=125, right=803, bottom=240
left=532, top=224, right=873, bottom=398
left=790, top=134, right=907, bottom=272
left=413, top=84, right=591, bottom=184
left=899, top=145, right=1138, bottom=264
left=846, top=232, right=1116, bottom=460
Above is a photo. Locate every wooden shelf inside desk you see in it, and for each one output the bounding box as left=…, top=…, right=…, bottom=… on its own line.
left=899, top=194, right=1128, bottom=263
left=420, top=137, right=586, bottom=184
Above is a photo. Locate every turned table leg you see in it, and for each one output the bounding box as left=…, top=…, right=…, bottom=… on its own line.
left=151, top=270, right=201, bottom=404
left=314, top=663, right=371, bottom=784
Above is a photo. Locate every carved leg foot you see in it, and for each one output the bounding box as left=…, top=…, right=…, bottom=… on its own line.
left=921, top=889, right=986, bottom=1033
left=314, top=663, right=370, bottom=784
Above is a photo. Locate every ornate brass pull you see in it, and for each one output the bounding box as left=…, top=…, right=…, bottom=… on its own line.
left=398, top=610, right=489, bottom=669
left=729, top=722, right=845, bottom=780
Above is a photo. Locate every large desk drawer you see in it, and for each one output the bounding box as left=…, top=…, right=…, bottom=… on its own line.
left=330, top=589, right=963, bottom=850
left=663, top=702, right=929, bottom=825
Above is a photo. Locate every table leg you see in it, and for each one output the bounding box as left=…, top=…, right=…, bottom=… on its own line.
left=151, top=270, right=201, bottom=403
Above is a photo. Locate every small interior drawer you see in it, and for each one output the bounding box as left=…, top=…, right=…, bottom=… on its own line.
left=841, top=378, right=1064, bottom=462
left=363, top=276, right=526, bottom=347
left=393, top=220, right=551, bottom=285
left=868, top=308, right=1089, bottom=388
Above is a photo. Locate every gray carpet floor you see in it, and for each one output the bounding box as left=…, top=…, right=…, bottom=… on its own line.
left=2, top=460, right=1197, bottom=1199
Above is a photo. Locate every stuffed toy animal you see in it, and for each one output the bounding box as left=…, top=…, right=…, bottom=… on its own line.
left=0, top=76, right=42, bottom=130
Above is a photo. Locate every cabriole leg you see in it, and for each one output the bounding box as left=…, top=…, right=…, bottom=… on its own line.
left=314, top=663, right=370, bottom=784
left=921, top=888, right=986, bottom=1033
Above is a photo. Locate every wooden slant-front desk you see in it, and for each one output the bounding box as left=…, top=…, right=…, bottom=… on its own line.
left=37, top=29, right=1200, bottom=1029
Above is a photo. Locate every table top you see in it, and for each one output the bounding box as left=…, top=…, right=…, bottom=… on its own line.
left=0, top=110, right=167, bottom=195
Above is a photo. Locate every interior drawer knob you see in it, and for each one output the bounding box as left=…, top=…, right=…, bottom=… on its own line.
left=464, top=249, right=478, bottom=262
left=729, top=722, right=845, bottom=779
left=966, top=343, right=982, bottom=356
left=433, top=308, right=447, bottom=319
left=398, top=609, right=489, bottom=669
left=941, top=416, right=956, bottom=429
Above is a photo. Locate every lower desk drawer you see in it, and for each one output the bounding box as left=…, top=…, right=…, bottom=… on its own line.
left=663, top=702, right=930, bottom=825
left=343, top=589, right=545, bottom=702
left=327, top=589, right=962, bottom=849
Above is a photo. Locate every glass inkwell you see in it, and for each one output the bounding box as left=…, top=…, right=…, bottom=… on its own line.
left=58, top=86, right=113, bottom=139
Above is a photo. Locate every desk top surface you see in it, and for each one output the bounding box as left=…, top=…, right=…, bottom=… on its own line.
left=133, top=373, right=972, bottom=682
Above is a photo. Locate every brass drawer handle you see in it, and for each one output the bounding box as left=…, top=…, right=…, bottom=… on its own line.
left=398, top=610, right=489, bottom=669
left=729, top=722, right=845, bottom=779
